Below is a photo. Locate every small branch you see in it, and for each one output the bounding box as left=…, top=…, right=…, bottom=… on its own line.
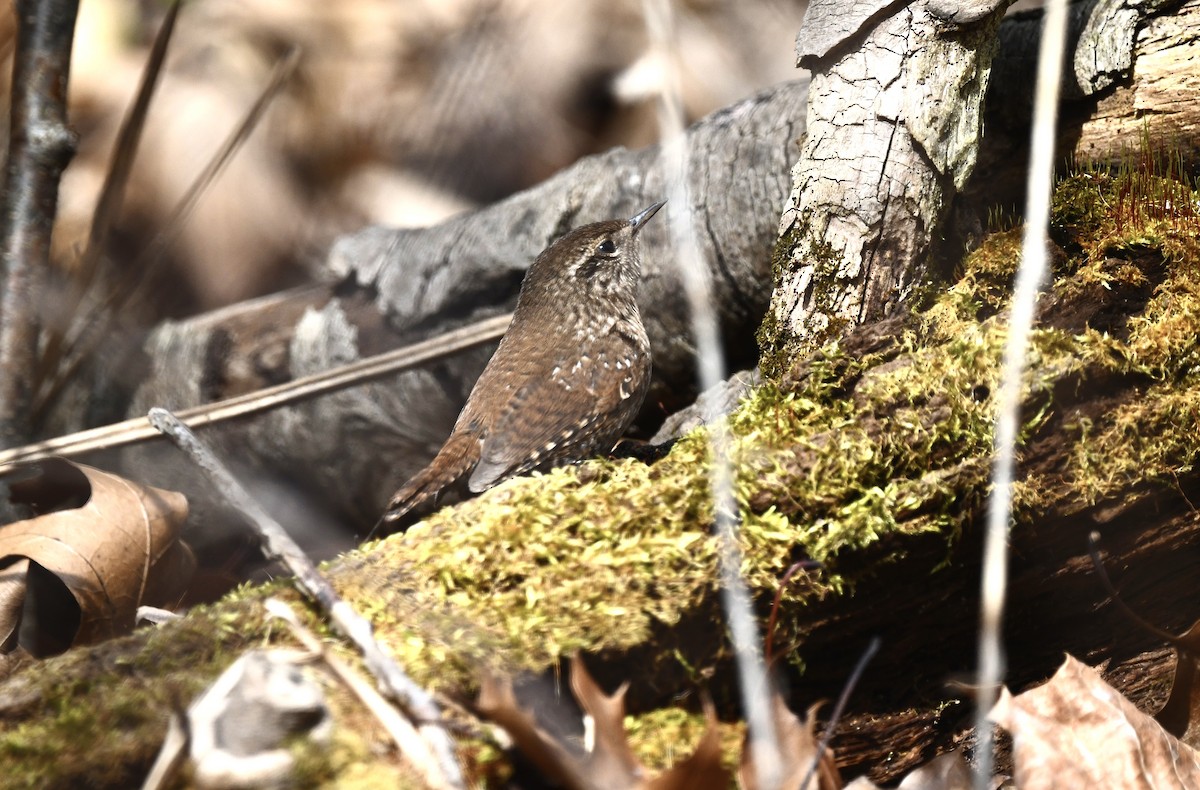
left=264, top=598, right=457, bottom=790
left=148, top=407, right=465, bottom=789
left=34, top=45, right=302, bottom=422
left=0, top=0, right=80, bottom=447
left=0, top=312, right=511, bottom=472
left=33, top=0, right=183, bottom=417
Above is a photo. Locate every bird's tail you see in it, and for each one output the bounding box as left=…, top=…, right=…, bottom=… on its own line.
left=381, top=432, right=480, bottom=525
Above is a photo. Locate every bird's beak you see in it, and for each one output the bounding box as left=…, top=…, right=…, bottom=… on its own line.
left=629, top=200, right=666, bottom=235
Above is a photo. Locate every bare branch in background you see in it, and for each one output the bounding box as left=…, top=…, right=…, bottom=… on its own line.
left=32, top=44, right=302, bottom=425
left=0, top=0, right=80, bottom=448
left=31, top=0, right=183, bottom=424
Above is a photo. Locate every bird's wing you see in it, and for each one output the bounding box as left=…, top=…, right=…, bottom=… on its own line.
left=468, top=351, right=644, bottom=492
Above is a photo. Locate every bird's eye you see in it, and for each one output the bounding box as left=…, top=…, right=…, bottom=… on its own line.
left=596, top=238, right=617, bottom=256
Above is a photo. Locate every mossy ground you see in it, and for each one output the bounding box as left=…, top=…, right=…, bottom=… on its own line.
left=0, top=599, right=271, bottom=788
left=4, top=159, right=1199, bottom=786
left=353, top=162, right=1200, bottom=775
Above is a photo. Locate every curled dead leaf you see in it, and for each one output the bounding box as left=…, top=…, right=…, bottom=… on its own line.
left=0, top=458, right=194, bottom=658
left=989, top=654, right=1200, bottom=789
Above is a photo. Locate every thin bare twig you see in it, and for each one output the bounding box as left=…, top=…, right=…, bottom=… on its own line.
left=32, top=0, right=183, bottom=409
left=264, top=598, right=457, bottom=790
left=975, top=0, right=1070, bottom=784
left=34, top=47, right=303, bottom=421
left=148, top=408, right=465, bottom=789
left=0, top=312, right=511, bottom=472
left=642, top=0, right=781, bottom=784
left=0, top=0, right=80, bottom=447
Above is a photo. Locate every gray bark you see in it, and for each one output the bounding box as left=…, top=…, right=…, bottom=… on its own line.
left=761, top=0, right=1008, bottom=372
left=761, top=0, right=1193, bottom=374
left=116, top=83, right=810, bottom=527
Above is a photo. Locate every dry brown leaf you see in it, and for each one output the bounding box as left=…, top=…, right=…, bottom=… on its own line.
left=645, top=701, right=729, bottom=790
left=0, top=458, right=193, bottom=656
left=568, top=652, right=644, bottom=787
left=990, top=654, right=1200, bottom=789
left=477, top=654, right=729, bottom=790
left=477, top=671, right=582, bottom=788
left=740, top=690, right=842, bottom=790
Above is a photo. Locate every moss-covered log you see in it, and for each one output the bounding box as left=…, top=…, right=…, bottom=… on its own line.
left=2, top=167, right=1199, bottom=785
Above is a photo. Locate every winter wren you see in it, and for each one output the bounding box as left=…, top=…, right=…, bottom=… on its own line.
left=383, top=201, right=664, bottom=523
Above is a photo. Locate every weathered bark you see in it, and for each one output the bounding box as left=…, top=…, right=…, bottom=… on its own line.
left=112, top=83, right=809, bottom=527
left=760, top=319, right=1200, bottom=780
left=968, top=0, right=1200, bottom=216
left=3, top=224, right=1199, bottom=785
left=2, top=3, right=1200, bottom=788
left=758, top=0, right=1194, bottom=375
left=12, top=0, right=1190, bottom=537
left=757, top=0, right=1009, bottom=376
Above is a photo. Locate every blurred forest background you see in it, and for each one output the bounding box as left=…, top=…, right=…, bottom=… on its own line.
left=11, top=0, right=806, bottom=321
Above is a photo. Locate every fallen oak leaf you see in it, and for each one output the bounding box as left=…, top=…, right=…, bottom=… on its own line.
left=0, top=558, right=78, bottom=657
left=989, top=654, right=1200, bottom=789
left=476, top=671, right=582, bottom=788
left=1088, top=531, right=1200, bottom=748
left=0, top=458, right=194, bottom=657
left=740, top=690, right=841, bottom=790
left=477, top=654, right=730, bottom=790
left=569, top=647, right=646, bottom=787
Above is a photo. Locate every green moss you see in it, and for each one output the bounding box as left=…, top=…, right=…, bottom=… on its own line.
left=359, top=157, right=1200, bottom=697
left=0, top=600, right=273, bottom=788
left=1072, top=388, right=1200, bottom=503
left=9, top=143, right=1200, bottom=787
left=758, top=225, right=850, bottom=379
left=624, top=707, right=744, bottom=773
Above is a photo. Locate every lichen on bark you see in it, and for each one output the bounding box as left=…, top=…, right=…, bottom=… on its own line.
left=760, top=1, right=1005, bottom=378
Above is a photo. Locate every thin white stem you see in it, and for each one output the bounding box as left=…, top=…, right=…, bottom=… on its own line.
left=642, top=0, right=781, bottom=785
left=974, top=0, right=1069, bottom=784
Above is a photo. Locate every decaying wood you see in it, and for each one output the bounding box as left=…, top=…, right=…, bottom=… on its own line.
left=0, top=313, right=511, bottom=468
left=760, top=0, right=1007, bottom=371
left=4, top=246, right=1199, bottom=784
left=1, top=3, right=1199, bottom=788
left=970, top=0, right=1200, bottom=211
left=753, top=351, right=1198, bottom=780
left=761, top=0, right=1199, bottom=373
left=14, top=0, right=1161, bottom=528
left=109, top=82, right=809, bottom=526
left=148, top=408, right=463, bottom=789
left=38, top=0, right=1188, bottom=531
left=0, top=0, right=1185, bottom=534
